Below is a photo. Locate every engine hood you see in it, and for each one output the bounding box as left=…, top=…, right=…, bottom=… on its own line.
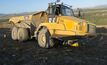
left=60, top=16, right=86, bottom=23
left=57, top=16, right=87, bottom=31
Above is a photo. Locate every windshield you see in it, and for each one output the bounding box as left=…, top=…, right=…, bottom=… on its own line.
left=62, top=6, right=74, bottom=16
left=46, top=4, right=74, bottom=16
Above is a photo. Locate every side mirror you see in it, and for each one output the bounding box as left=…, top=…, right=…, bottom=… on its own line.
left=76, top=8, right=85, bottom=19
left=47, top=3, right=53, bottom=15
left=77, top=8, right=82, bottom=17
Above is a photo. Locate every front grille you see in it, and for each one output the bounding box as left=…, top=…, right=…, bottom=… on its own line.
left=87, top=24, right=96, bottom=34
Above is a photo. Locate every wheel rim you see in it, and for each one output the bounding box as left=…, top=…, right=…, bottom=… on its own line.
left=13, top=30, right=17, bottom=36
left=13, top=31, right=15, bottom=36
left=12, top=27, right=18, bottom=40
left=18, top=28, right=26, bottom=41
left=41, top=34, right=46, bottom=43
left=38, top=32, right=47, bottom=47
left=40, top=33, right=46, bottom=45
left=19, top=31, right=23, bottom=40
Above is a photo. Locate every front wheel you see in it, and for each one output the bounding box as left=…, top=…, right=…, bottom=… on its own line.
left=37, top=28, right=54, bottom=48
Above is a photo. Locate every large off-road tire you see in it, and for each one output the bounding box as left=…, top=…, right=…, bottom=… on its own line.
left=37, top=28, right=54, bottom=48
left=18, top=28, right=29, bottom=41
left=11, top=27, right=18, bottom=40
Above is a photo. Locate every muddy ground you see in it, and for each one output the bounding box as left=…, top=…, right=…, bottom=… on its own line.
left=0, top=27, right=107, bottom=65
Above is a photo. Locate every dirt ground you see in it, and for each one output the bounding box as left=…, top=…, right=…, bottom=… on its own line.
left=0, top=27, right=107, bottom=65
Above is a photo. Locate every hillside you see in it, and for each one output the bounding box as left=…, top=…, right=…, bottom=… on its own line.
left=82, top=8, right=107, bottom=25
left=0, top=11, right=37, bottom=22
left=93, top=4, right=107, bottom=9
left=0, top=14, right=5, bottom=16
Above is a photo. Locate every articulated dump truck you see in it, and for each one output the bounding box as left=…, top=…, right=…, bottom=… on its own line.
left=9, top=1, right=96, bottom=48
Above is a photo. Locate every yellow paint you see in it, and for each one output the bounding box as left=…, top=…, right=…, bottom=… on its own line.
left=37, top=16, right=95, bottom=37
left=9, top=12, right=96, bottom=38
left=71, top=43, right=79, bottom=47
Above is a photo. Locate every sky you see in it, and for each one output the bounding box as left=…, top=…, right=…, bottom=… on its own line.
left=0, top=0, right=107, bottom=14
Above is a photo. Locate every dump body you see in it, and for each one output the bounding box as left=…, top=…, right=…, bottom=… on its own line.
left=9, top=15, right=32, bottom=24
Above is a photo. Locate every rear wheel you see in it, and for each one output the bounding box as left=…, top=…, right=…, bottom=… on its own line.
left=37, top=28, right=54, bottom=48
left=18, top=28, right=29, bottom=41
left=11, top=27, right=18, bottom=40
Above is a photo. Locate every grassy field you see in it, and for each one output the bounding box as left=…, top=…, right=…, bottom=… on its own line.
left=0, top=12, right=36, bottom=23
left=0, top=16, right=9, bottom=23
left=82, top=9, right=107, bottom=25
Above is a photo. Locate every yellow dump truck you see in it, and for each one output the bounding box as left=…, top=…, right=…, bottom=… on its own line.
left=9, top=1, right=96, bottom=48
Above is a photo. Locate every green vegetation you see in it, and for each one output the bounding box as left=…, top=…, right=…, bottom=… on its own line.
left=82, top=9, right=107, bottom=25
left=0, top=15, right=11, bottom=23
left=0, top=19, right=9, bottom=22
